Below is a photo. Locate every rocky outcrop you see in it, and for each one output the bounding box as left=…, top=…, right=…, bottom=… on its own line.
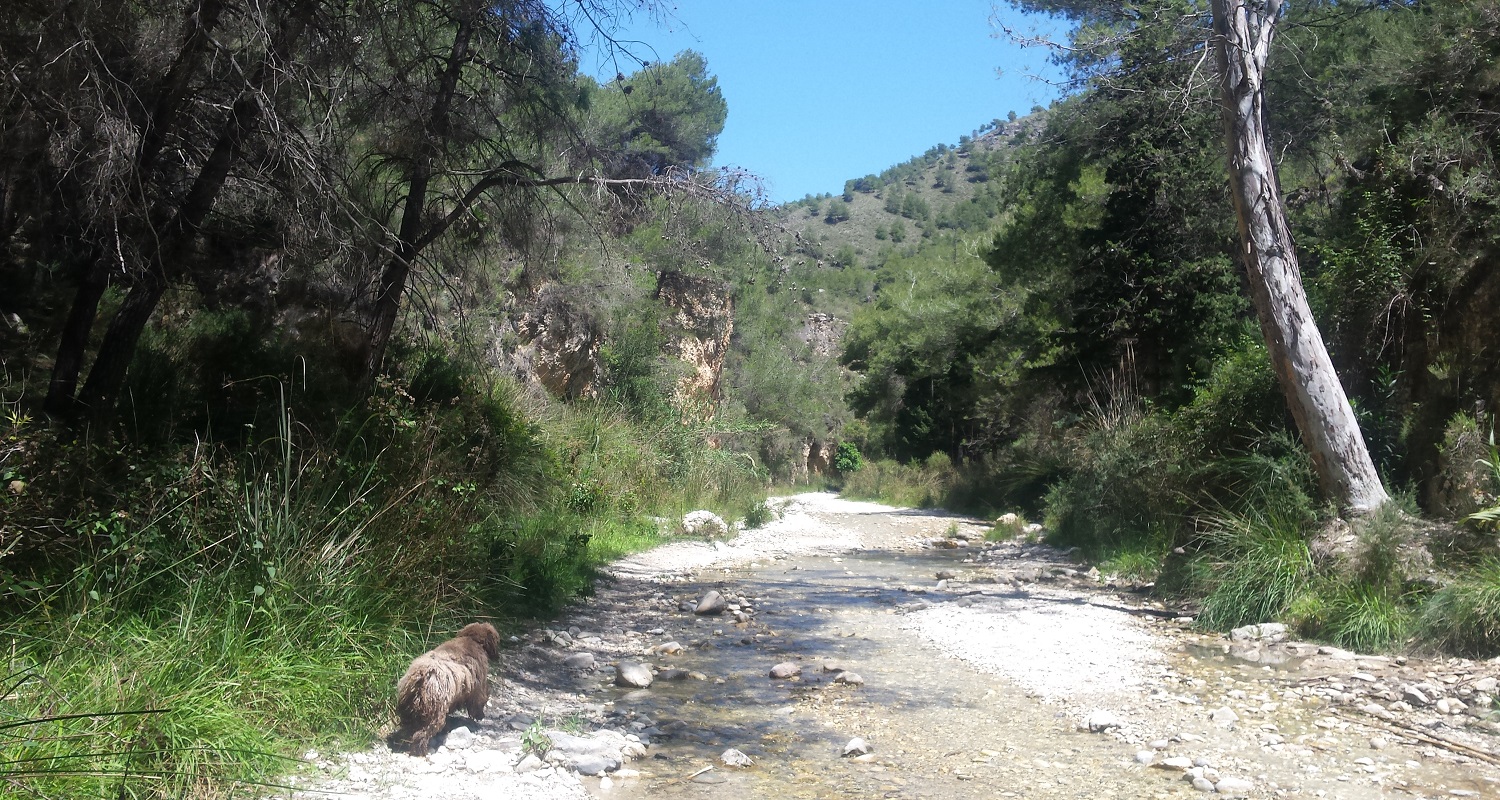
left=655, top=271, right=733, bottom=419
left=493, top=286, right=601, bottom=400
left=802, top=313, right=846, bottom=359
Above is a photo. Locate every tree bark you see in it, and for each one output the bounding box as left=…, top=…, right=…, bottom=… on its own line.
left=1211, top=0, right=1389, bottom=511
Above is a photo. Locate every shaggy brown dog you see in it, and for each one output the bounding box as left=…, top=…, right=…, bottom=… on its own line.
left=391, top=622, right=500, bottom=756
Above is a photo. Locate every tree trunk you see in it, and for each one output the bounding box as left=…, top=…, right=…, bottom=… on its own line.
left=75, top=3, right=314, bottom=424
left=1211, top=0, right=1389, bottom=511
left=44, top=0, right=228, bottom=419
left=362, top=8, right=477, bottom=386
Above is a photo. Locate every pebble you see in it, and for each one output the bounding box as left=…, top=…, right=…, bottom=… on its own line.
left=652, top=641, right=684, bottom=655
left=721, top=748, right=754, bottom=767
left=1135, top=751, right=1155, bottom=765
left=563, top=652, right=596, bottom=670
left=1159, top=757, right=1194, bottom=770
left=515, top=754, right=543, bottom=774
left=769, top=662, right=802, bottom=679
left=842, top=737, right=873, bottom=757
left=834, top=672, right=865, bottom=686
left=1210, top=706, right=1239, bottom=725
left=443, top=726, right=474, bottom=749
left=1216, top=776, right=1254, bottom=795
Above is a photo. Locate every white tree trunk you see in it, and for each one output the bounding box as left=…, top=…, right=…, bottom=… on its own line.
left=1211, top=0, right=1390, bottom=511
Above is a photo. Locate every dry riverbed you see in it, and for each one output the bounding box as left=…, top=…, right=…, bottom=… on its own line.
left=282, top=494, right=1500, bottom=799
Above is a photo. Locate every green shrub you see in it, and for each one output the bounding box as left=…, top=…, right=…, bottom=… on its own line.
left=833, top=441, right=863, bottom=474
left=1418, top=561, right=1500, bottom=657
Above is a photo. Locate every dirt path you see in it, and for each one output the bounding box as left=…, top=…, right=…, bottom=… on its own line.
left=285, top=494, right=1500, bottom=799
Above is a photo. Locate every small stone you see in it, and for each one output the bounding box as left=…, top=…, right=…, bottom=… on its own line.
left=1474, top=677, right=1498, bottom=694
left=615, top=662, right=654, bottom=689
left=695, top=591, right=728, bottom=616
left=769, top=662, right=802, bottom=679
left=599, top=776, right=613, bottom=791
left=1150, top=739, right=1171, bottom=751
left=1191, top=776, right=1217, bottom=792
left=1436, top=697, right=1467, bottom=714
left=515, top=754, right=543, bottom=773
left=936, top=570, right=957, bottom=580
left=721, top=748, right=754, bottom=767
left=834, top=672, right=865, bottom=686
left=653, top=641, right=684, bottom=655
left=1083, top=710, right=1121, bottom=732
left=1210, top=706, right=1240, bottom=725
left=563, top=652, right=596, bottom=670
left=1216, top=776, right=1254, bottom=795
left=444, top=726, right=474, bottom=749
left=842, top=737, right=873, bottom=757
left=569, top=754, right=616, bottom=776
left=1135, top=750, right=1155, bottom=765
left=1158, top=756, right=1194, bottom=770
left=1402, top=685, right=1432, bottom=706
left=1370, top=737, right=1387, bottom=750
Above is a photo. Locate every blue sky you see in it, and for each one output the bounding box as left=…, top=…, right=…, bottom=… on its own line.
left=583, top=2, right=1064, bottom=204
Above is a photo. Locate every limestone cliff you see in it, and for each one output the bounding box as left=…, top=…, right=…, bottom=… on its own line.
left=654, top=270, right=733, bottom=420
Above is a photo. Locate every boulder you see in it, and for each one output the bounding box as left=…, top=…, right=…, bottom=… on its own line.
left=695, top=591, right=728, bottom=616
left=615, top=662, right=654, bottom=689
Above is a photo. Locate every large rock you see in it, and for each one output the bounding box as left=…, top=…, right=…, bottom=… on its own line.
left=655, top=270, right=734, bottom=421
left=1229, top=622, right=1288, bottom=642
left=543, top=729, right=644, bottom=775
left=615, top=662, right=654, bottom=689
left=682, top=510, right=730, bottom=538
left=695, top=590, right=729, bottom=616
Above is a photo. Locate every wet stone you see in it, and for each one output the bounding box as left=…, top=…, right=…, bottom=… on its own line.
left=615, top=662, right=654, bottom=688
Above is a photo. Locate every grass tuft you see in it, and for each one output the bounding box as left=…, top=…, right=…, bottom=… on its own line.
left=1196, top=508, right=1313, bottom=631
left=1417, top=561, right=1500, bottom=657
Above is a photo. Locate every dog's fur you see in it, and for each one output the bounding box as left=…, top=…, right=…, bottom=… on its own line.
left=390, top=622, right=500, bottom=756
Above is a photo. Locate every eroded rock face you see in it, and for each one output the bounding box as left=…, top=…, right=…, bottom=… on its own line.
left=495, top=287, right=601, bottom=400
left=802, top=313, right=846, bottom=359
left=655, top=271, right=733, bottom=419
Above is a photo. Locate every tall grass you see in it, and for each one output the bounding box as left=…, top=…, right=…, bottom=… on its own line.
left=1196, top=508, right=1314, bottom=630
left=3, top=427, right=438, bottom=799
left=839, top=454, right=959, bottom=509
left=1418, top=561, right=1500, bottom=657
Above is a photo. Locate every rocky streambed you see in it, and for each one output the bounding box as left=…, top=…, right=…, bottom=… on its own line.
left=283, top=494, right=1500, bottom=799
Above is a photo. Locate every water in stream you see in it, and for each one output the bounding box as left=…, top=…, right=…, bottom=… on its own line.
left=594, top=546, right=1184, bottom=799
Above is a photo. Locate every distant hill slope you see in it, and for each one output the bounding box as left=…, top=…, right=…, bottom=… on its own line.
left=764, top=113, right=1044, bottom=320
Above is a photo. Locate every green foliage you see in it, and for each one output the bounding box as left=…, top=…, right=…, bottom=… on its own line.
left=742, top=499, right=774, bottom=529
left=589, top=50, right=728, bottom=177
left=833, top=441, right=863, bottom=474
left=1196, top=508, right=1315, bottom=632
left=840, top=454, right=957, bottom=510
left=1466, top=429, right=1500, bottom=529
left=1418, top=561, right=1500, bottom=657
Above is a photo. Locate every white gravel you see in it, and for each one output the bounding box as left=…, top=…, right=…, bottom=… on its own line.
left=607, top=492, right=879, bottom=579
left=904, top=596, right=1165, bottom=704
